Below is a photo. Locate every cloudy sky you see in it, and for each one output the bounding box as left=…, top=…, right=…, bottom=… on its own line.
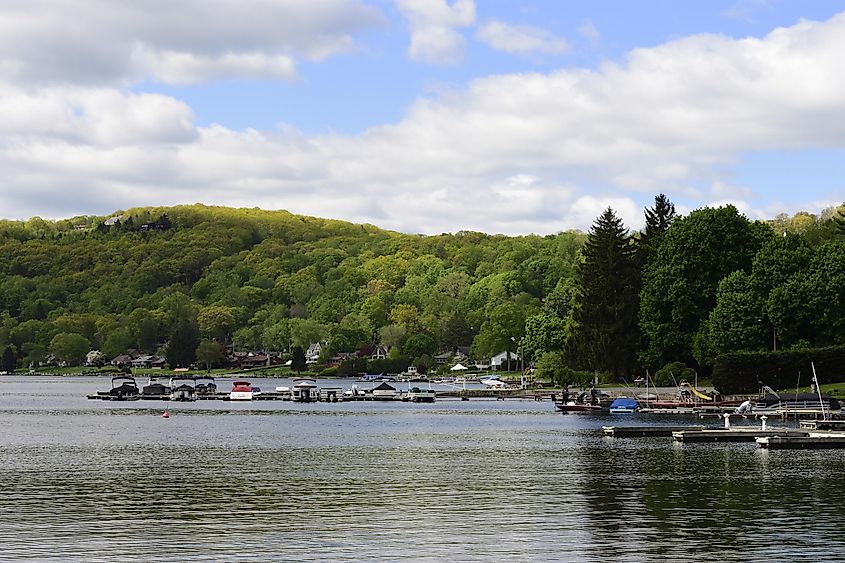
left=1, top=0, right=844, bottom=234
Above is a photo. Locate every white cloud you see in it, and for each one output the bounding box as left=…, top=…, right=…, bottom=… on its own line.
left=396, top=0, right=476, bottom=64
left=4, top=11, right=845, bottom=234
left=476, top=19, right=569, bottom=56
left=0, top=0, right=383, bottom=85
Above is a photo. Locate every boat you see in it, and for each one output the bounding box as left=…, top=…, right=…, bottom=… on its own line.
left=108, top=376, right=140, bottom=401
left=229, top=380, right=254, bottom=401
left=292, top=378, right=318, bottom=402
left=404, top=386, right=436, bottom=403
left=609, top=397, right=639, bottom=413
left=140, top=376, right=170, bottom=398
left=169, top=376, right=197, bottom=401
left=554, top=388, right=610, bottom=413
left=480, top=376, right=508, bottom=388
left=751, top=392, right=841, bottom=416
left=371, top=381, right=399, bottom=400
left=194, top=376, right=217, bottom=396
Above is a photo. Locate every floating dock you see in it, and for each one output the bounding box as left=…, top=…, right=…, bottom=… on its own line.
left=672, top=428, right=810, bottom=443
left=602, top=425, right=704, bottom=437
left=757, top=433, right=845, bottom=449
left=798, top=419, right=845, bottom=431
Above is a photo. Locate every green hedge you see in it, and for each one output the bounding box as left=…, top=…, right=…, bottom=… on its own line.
left=712, top=345, right=845, bottom=394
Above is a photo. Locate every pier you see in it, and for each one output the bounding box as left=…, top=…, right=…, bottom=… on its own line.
left=602, top=425, right=704, bottom=437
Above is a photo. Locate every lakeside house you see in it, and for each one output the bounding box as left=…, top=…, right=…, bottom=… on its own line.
left=306, top=342, right=323, bottom=364
left=490, top=351, right=520, bottom=370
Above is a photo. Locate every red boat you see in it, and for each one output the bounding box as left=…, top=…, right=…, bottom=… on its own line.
left=229, top=380, right=254, bottom=401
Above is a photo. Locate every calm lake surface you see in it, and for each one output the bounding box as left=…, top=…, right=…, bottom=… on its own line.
left=1, top=376, right=843, bottom=562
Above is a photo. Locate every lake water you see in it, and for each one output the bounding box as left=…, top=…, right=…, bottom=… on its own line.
left=1, top=376, right=843, bottom=562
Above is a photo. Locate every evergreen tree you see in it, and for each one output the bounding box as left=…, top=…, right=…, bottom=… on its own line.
left=166, top=317, right=200, bottom=368
left=637, top=193, right=676, bottom=268
left=572, top=208, right=639, bottom=378
left=290, top=346, right=307, bottom=374
left=2, top=346, right=16, bottom=373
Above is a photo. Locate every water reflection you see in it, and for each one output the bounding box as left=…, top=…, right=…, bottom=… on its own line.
left=0, top=377, right=843, bottom=561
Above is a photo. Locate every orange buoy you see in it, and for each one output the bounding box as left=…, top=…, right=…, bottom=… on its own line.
left=162, top=411, right=170, bottom=418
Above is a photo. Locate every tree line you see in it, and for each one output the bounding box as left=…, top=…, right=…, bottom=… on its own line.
left=0, top=201, right=843, bottom=388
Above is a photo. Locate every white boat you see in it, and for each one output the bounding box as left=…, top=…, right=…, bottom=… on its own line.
left=480, top=376, right=508, bottom=388
left=229, top=380, right=254, bottom=401
left=404, top=387, right=436, bottom=403
left=292, top=379, right=318, bottom=402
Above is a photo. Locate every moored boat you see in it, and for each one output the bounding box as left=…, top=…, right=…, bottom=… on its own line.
left=169, top=376, right=197, bottom=401
left=195, top=376, right=217, bottom=396
left=609, top=397, right=639, bottom=413
left=229, top=380, right=254, bottom=401
left=141, top=376, right=170, bottom=398
left=108, top=376, right=140, bottom=401
left=292, top=378, right=318, bottom=402
left=404, top=387, right=436, bottom=403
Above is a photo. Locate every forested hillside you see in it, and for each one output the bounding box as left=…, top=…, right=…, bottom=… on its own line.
left=0, top=205, right=584, bottom=372
left=1, top=201, right=844, bottom=387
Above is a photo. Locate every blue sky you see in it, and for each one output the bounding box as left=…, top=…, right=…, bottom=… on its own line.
left=1, top=0, right=844, bottom=234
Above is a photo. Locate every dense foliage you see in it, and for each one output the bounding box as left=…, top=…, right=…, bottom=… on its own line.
left=712, top=345, right=845, bottom=394
left=1, top=200, right=844, bottom=393
left=0, top=204, right=584, bottom=372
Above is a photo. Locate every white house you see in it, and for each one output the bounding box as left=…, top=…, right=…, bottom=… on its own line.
left=306, top=342, right=323, bottom=364
left=490, top=351, right=520, bottom=370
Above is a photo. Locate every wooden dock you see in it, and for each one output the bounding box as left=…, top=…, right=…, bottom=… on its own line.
left=798, top=419, right=845, bottom=431
left=757, top=434, right=845, bottom=450
left=672, top=428, right=810, bottom=443
left=602, top=425, right=704, bottom=437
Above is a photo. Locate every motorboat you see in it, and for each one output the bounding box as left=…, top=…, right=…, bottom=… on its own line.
left=404, top=387, right=436, bottom=403
left=751, top=392, right=841, bottom=416
left=229, top=380, right=254, bottom=401
left=609, top=397, right=639, bottom=413
left=108, top=376, right=140, bottom=401
left=292, top=379, right=318, bottom=402
left=480, top=376, right=508, bottom=388
left=169, top=376, right=197, bottom=401
left=194, top=376, right=217, bottom=396
left=140, top=376, right=170, bottom=398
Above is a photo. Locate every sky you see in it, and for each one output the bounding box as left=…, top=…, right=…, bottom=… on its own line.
left=1, top=0, right=845, bottom=235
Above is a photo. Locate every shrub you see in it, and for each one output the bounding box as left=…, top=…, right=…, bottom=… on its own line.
left=654, top=361, right=694, bottom=387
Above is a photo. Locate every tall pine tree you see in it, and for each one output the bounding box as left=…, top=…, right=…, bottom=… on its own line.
left=572, top=208, right=639, bottom=379
left=637, top=193, right=676, bottom=268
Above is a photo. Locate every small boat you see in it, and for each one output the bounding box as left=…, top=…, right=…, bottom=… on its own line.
left=141, top=377, right=170, bottom=398
left=404, top=387, right=436, bottom=403
left=229, top=380, right=254, bottom=401
left=194, top=376, right=217, bottom=396
left=108, top=376, right=140, bottom=401
left=609, top=397, right=639, bottom=413
left=169, top=376, right=197, bottom=401
left=480, top=376, right=508, bottom=388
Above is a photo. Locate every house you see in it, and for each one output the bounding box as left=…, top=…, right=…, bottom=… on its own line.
left=327, top=352, right=355, bottom=367
left=306, top=342, right=323, bottom=364
left=130, top=355, right=165, bottom=369
left=111, top=349, right=142, bottom=367
left=370, top=345, right=389, bottom=360
left=434, top=352, right=452, bottom=365
left=85, top=350, right=105, bottom=366
left=490, top=351, right=520, bottom=370
left=240, top=353, right=273, bottom=369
